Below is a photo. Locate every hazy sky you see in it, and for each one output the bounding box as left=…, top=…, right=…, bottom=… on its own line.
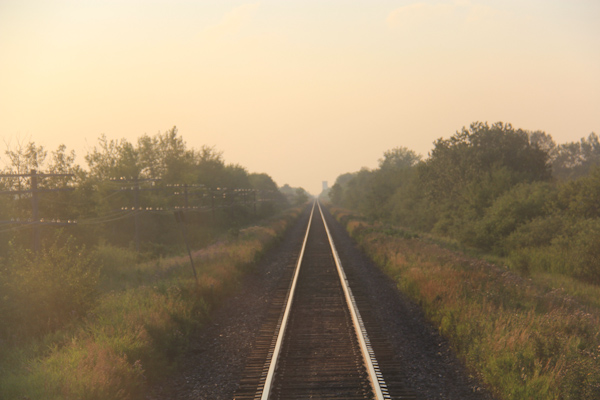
left=1, top=0, right=599, bottom=194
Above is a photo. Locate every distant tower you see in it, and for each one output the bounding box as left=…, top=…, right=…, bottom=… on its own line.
left=322, top=181, right=328, bottom=192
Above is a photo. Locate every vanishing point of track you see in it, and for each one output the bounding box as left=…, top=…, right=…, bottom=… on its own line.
left=234, top=202, right=417, bottom=400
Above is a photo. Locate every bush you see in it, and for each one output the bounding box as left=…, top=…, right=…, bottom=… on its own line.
left=93, top=243, right=138, bottom=272
left=507, top=218, right=600, bottom=283
left=503, top=215, right=564, bottom=252
left=554, top=219, right=600, bottom=283
left=468, top=182, right=555, bottom=253
left=0, top=236, right=100, bottom=342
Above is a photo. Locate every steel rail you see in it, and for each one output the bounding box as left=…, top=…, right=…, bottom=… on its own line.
left=318, top=200, right=389, bottom=400
left=259, top=200, right=316, bottom=400
left=257, top=200, right=389, bottom=399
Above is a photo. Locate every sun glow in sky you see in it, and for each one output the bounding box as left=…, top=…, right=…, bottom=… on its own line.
left=1, top=0, right=599, bottom=194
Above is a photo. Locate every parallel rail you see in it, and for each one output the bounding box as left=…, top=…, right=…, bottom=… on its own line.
left=234, top=201, right=416, bottom=400
left=260, top=201, right=316, bottom=399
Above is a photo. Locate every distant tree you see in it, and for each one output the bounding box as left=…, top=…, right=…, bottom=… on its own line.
left=378, top=147, right=421, bottom=170
left=2, top=140, right=49, bottom=214
left=2, top=139, right=47, bottom=178
left=137, top=126, right=197, bottom=183
left=295, top=187, right=309, bottom=205
left=527, top=130, right=556, bottom=155
left=196, top=145, right=225, bottom=188
left=558, top=165, right=600, bottom=219
left=249, top=173, right=278, bottom=192
left=279, top=184, right=309, bottom=205
left=334, top=172, right=356, bottom=187
left=330, top=147, right=422, bottom=218
left=222, top=164, right=251, bottom=189
left=420, top=122, right=551, bottom=211
left=552, top=133, right=600, bottom=180
left=329, top=172, right=356, bottom=205
left=85, top=134, right=140, bottom=180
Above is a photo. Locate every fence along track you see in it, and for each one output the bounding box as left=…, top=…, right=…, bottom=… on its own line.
left=234, top=201, right=416, bottom=400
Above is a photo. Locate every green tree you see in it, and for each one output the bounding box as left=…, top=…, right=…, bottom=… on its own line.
left=552, top=132, right=600, bottom=180
left=3, top=140, right=47, bottom=177
left=137, top=126, right=197, bottom=183
left=557, top=165, right=600, bottom=219
left=196, top=145, right=225, bottom=188
left=85, top=134, right=140, bottom=180
left=249, top=173, right=278, bottom=192
left=295, top=187, right=309, bottom=205
left=378, top=147, right=421, bottom=170
left=420, top=122, right=551, bottom=215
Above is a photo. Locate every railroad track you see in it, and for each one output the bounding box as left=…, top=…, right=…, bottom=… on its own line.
left=234, top=201, right=417, bottom=400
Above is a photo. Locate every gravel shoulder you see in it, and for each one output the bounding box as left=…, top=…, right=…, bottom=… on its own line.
left=146, top=207, right=311, bottom=400
left=148, top=204, right=497, bottom=400
left=321, top=206, right=497, bottom=400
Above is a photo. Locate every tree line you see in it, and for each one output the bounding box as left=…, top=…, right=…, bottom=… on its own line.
left=0, top=127, right=308, bottom=341
left=329, top=122, right=600, bottom=283
left=0, top=126, right=305, bottom=256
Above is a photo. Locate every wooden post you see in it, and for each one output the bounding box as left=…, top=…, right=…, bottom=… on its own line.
left=30, top=169, right=41, bottom=253
left=184, top=183, right=189, bottom=209
left=134, top=176, right=140, bottom=252
left=175, top=210, right=198, bottom=286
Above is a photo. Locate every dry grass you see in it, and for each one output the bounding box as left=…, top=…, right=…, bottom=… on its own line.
left=0, top=207, right=301, bottom=400
left=332, top=207, right=600, bottom=400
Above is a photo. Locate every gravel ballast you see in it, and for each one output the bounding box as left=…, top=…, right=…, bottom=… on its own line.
left=147, top=204, right=496, bottom=400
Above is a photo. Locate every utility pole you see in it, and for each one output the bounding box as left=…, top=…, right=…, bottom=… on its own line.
left=133, top=176, right=141, bottom=252
left=112, top=176, right=161, bottom=252
left=30, top=170, right=40, bottom=251
left=174, top=209, right=198, bottom=286
left=168, top=183, right=203, bottom=213
left=253, top=189, right=257, bottom=215
left=0, top=170, right=75, bottom=252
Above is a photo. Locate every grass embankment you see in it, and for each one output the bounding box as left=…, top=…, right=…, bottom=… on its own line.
left=0, top=207, right=301, bottom=400
left=331, top=207, right=600, bottom=400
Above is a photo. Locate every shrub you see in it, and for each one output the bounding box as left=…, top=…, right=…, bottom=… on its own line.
left=553, top=218, right=600, bottom=283
left=335, top=209, right=600, bottom=399
left=503, top=215, right=564, bottom=252
left=0, top=236, right=100, bottom=342
left=468, top=182, right=555, bottom=253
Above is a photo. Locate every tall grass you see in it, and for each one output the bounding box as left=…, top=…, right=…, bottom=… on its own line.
left=0, top=207, right=301, bottom=400
left=332, top=207, right=600, bottom=399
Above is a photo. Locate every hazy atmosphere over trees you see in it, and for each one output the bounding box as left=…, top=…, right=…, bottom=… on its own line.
left=329, top=121, right=600, bottom=283
left=1, top=1, right=599, bottom=398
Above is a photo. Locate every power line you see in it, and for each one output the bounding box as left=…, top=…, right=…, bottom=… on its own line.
left=0, top=170, right=75, bottom=252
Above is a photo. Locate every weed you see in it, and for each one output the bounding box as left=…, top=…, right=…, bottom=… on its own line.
left=0, top=207, right=302, bottom=400
left=333, top=208, right=600, bottom=400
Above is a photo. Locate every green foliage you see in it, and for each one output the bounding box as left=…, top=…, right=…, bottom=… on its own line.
left=248, top=172, right=279, bottom=192
left=551, top=219, right=600, bottom=283
left=2, top=140, right=47, bottom=175
left=552, top=132, right=600, bottom=181
left=0, top=235, right=100, bottom=342
left=333, top=209, right=600, bottom=400
left=378, top=146, right=421, bottom=170
left=503, top=215, right=564, bottom=251
left=1, top=128, right=285, bottom=255
left=279, top=184, right=310, bottom=206
left=420, top=121, right=550, bottom=207
left=332, top=121, right=600, bottom=286
left=558, top=165, right=600, bottom=218
left=467, top=182, right=555, bottom=252
left=0, top=206, right=300, bottom=400
left=92, top=244, right=140, bottom=290
left=294, top=188, right=309, bottom=205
